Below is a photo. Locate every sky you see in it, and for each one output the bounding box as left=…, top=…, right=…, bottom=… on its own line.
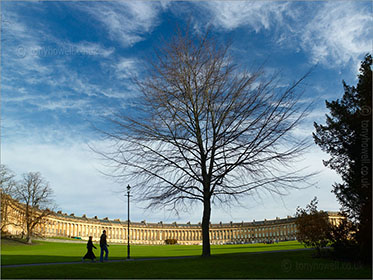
left=1, top=1, right=372, bottom=224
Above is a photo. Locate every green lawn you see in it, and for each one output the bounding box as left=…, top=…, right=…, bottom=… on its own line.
left=1, top=240, right=371, bottom=279
left=1, top=239, right=303, bottom=265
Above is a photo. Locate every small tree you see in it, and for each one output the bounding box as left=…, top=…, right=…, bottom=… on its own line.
left=13, top=172, right=54, bottom=243
left=295, top=197, right=331, bottom=256
left=0, top=165, right=17, bottom=233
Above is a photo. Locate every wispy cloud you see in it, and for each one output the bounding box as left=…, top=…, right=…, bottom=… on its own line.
left=74, top=1, right=165, bottom=47
left=198, top=1, right=292, bottom=32
left=301, top=2, right=372, bottom=66
left=197, top=1, right=371, bottom=68
left=113, top=57, right=139, bottom=80
left=1, top=4, right=133, bottom=124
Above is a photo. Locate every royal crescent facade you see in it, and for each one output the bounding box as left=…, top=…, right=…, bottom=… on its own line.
left=3, top=198, right=342, bottom=245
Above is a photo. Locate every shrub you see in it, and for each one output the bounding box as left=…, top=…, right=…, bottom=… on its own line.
left=329, top=218, right=359, bottom=261
left=164, top=239, right=177, bottom=245
left=295, top=197, right=331, bottom=256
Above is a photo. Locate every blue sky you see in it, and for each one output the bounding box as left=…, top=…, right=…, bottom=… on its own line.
left=1, top=1, right=371, bottom=223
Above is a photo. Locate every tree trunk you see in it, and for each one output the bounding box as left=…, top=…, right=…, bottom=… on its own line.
left=26, top=234, right=32, bottom=244
left=26, top=223, right=32, bottom=244
left=202, top=197, right=211, bottom=257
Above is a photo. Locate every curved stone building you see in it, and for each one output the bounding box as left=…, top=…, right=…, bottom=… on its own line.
left=2, top=197, right=342, bottom=245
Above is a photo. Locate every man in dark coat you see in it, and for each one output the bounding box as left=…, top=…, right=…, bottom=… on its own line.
left=82, top=236, right=97, bottom=262
left=100, top=230, right=109, bottom=262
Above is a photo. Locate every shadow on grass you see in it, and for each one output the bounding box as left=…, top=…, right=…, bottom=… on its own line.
left=2, top=250, right=372, bottom=280
left=1, top=237, right=40, bottom=246
left=2, top=248, right=310, bottom=266
left=211, top=244, right=299, bottom=250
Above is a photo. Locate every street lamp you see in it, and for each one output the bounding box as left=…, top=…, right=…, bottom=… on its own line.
left=127, top=184, right=131, bottom=259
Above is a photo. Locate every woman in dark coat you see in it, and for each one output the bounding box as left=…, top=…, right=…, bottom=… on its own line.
left=82, top=236, right=97, bottom=262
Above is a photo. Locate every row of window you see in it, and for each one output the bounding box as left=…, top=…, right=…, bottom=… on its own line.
left=42, top=221, right=297, bottom=241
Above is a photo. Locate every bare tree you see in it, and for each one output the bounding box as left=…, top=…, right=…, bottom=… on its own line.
left=13, top=172, right=54, bottom=243
left=0, top=165, right=17, bottom=232
left=98, top=28, right=314, bottom=256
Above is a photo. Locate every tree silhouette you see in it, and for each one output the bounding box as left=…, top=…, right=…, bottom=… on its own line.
left=98, top=27, right=314, bottom=257
left=313, top=54, right=372, bottom=262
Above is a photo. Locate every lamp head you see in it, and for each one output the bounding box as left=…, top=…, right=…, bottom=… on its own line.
left=127, top=184, right=131, bottom=193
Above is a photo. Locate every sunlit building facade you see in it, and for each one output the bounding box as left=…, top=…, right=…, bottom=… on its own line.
left=2, top=197, right=342, bottom=245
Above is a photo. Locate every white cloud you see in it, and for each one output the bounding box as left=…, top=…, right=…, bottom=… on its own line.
left=114, top=58, right=139, bottom=80
left=199, top=1, right=291, bottom=32
left=75, top=1, right=164, bottom=47
left=198, top=1, right=371, bottom=68
left=1, top=12, right=128, bottom=124
left=300, top=2, right=371, bottom=66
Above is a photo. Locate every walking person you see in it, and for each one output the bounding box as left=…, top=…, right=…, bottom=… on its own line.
left=82, top=236, right=97, bottom=262
left=100, top=230, right=109, bottom=262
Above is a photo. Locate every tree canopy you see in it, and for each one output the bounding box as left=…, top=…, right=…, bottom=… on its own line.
left=13, top=172, right=55, bottom=243
left=98, top=27, right=314, bottom=256
left=295, top=197, right=331, bottom=256
left=313, top=54, right=372, bottom=262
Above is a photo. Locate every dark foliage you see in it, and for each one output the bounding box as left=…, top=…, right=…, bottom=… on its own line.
left=313, top=54, right=372, bottom=263
left=328, top=217, right=359, bottom=261
left=165, top=239, right=178, bottom=245
left=295, top=197, right=331, bottom=257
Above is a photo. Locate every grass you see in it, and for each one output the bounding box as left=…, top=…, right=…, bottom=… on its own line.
left=1, top=239, right=303, bottom=265
left=1, top=239, right=371, bottom=279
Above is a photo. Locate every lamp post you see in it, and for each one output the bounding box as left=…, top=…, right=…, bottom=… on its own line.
left=127, top=184, right=131, bottom=259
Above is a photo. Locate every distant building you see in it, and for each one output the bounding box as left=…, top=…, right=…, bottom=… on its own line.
left=2, top=197, right=342, bottom=245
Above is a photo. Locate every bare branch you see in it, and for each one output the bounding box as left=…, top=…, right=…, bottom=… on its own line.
left=94, top=26, right=315, bottom=257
